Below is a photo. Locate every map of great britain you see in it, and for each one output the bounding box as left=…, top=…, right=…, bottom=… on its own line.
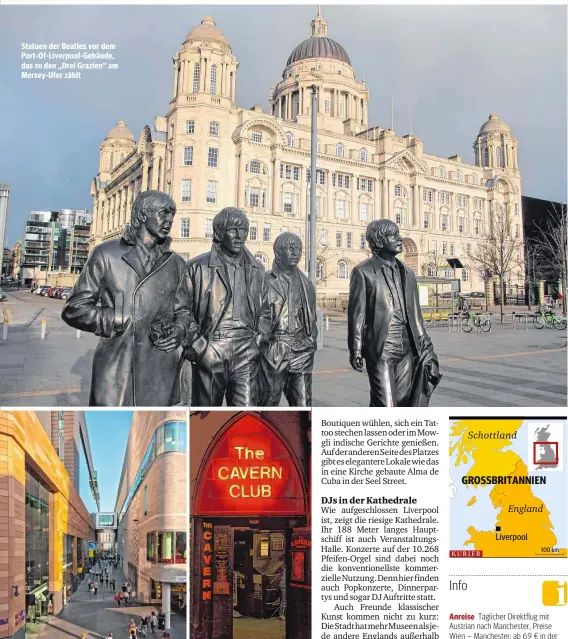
left=449, top=418, right=567, bottom=558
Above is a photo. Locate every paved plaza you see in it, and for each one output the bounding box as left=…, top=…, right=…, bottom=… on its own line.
left=0, top=290, right=566, bottom=407
left=37, top=566, right=185, bottom=639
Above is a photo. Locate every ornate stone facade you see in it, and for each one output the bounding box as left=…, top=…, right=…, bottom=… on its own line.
left=90, top=11, right=524, bottom=296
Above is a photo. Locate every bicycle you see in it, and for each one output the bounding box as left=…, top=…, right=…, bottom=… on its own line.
left=461, top=310, right=491, bottom=333
left=533, top=307, right=567, bottom=330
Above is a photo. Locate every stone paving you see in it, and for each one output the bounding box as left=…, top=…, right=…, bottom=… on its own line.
left=38, top=566, right=185, bottom=639
left=0, top=290, right=566, bottom=407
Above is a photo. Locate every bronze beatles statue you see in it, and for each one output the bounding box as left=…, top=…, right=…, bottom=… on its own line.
left=62, top=190, right=194, bottom=406
left=185, top=207, right=267, bottom=406
left=259, top=232, right=317, bottom=406
left=348, top=219, right=441, bottom=406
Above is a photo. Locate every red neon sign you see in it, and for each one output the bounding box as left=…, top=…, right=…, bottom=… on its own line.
left=194, top=414, right=306, bottom=516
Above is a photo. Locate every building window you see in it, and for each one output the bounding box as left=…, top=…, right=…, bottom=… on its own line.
left=249, top=160, right=261, bottom=175
left=427, top=264, right=436, bottom=277
left=457, top=171, right=463, bottom=183
left=255, top=252, right=268, bottom=268
left=496, top=146, right=503, bottom=167
left=152, top=531, right=187, bottom=564
left=185, top=120, right=194, bottom=135
left=210, top=64, right=217, bottom=94
left=472, top=174, right=478, bottom=185
left=515, top=224, right=520, bottom=239
left=336, top=143, right=345, bottom=158
left=205, top=219, right=214, bottom=239
left=438, top=192, right=450, bottom=205
left=263, top=223, right=271, bottom=242
left=423, top=211, right=431, bottom=230
left=209, top=121, right=220, bottom=136
left=193, top=62, right=200, bottom=93
left=360, top=202, right=368, bottom=221
left=249, top=187, right=260, bottom=207
left=286, top=131, right=294, bottom=147
left=456, top=195, right=467, bottom=207
left=347, top=232, right=353, bottom=249
left=251, top=130, right=263, bottom=144
left=324, top=99, right=330, bottom=114
left=473, top=218, right=481, bottom=236
left=360, top=233, right=366, bottom=249
left=423, top=188, right=433, bottom=203
left=283, top=193, right=293, bottom=214
left=249, top=223, right=258, bottom=241
left=462, top=268, right=469, bottom=282
left=441, top=214, right=449, bottom=231
left=394, top=184, right=404, bottom=197
left=338, top=260, right=349, bottom=279
left=180, top=218, right=190, bottom=238
left=442, top=241, right=447, bottom=255
left=206, top=180, right=217, bottom=204
left=316, top=138, right=321, bottom=152
left=360, top=148, right=368, bottom=162
left=440, top=167, right=446, bottom=178
left=458, top=216, right=464, bottom=233
left=395, top=202, right=403, bottom=225
left=336, top=199, right=345, bottom=219
left=484, top=148, right=489, bottom=166
left=183, top=146, right=193, bottom=166
left=514, top=202, right=519, bottom=216
left=207, top=147, right=219, bottom=167
left=181, top=179, right=192, bottom=203
left=336, top=231, right=342, bottom=248
left=450, top=243, right=455, bottom=256
left=339, top=100, right=344, bottom=119
left=320, top=230, right=327, bottom=247
left=316, top=260, right=324, bottom=281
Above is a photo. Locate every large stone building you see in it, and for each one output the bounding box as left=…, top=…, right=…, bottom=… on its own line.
left=90, top=10, right=524, bottom=296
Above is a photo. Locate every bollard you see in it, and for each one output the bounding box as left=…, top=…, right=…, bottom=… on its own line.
left=76, top=329, right=81, bottom=339
left=325, top=316, right=329, bottom=331
left=40, top=319, right=47, bottom=339
left=1, top=323, right=7, bottom=340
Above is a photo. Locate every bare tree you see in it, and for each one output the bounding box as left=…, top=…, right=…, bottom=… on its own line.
left=467, top=204, right=524, bottom=321
left=524, top=243, right=544, bottom=310
left=530, top=202, right=567, bottom=313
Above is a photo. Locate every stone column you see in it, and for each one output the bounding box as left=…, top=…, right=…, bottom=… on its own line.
left=351, top=174, right=358, bottom=222
left=387, top=179, right=393, bottom=219
left=272, top=154, right=280, bottom=214
left=327, top=169, right=333, bottom=220
left=231, top=70, right=236, bottom=103
left=172, top=60, right=179, bottom=98
left=413, top=184, right=419, bottom=228
left=373, top=178, right=380, bottom=220
left=238, top=152, right=246, bottom=208
left=417, top=186, right=422, bottom=230
left=381, top=178, right=387, bottom=219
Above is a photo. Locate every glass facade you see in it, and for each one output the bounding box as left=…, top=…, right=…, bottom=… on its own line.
left=25, top=468, right=50, bottom=632
left=62, top=534, right=74, bottom=604
left=146, top=531, right=187, bottom=564
left=119, top=421, right=186, bottom=521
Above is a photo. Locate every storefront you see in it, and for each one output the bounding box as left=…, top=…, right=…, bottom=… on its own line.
left=25, top=468, right=50, bottom=638
left=190, top=412, right=311, bottom=639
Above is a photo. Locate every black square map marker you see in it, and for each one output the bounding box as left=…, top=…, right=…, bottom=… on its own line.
left=496, top=526, right=501, bottom=532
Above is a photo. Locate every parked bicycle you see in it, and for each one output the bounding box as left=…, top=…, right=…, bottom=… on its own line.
left=461, top=310, right=492, bottom=333
left=533, top=307, right=567, bottom=330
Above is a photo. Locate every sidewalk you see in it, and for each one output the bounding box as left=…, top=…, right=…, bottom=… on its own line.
left=39, top=565, right=185, bottom=639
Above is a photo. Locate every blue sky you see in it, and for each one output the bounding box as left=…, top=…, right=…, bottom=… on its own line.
left=82, top=411, right=132, bottom=513
left=1, top=4, right=566, bottom=247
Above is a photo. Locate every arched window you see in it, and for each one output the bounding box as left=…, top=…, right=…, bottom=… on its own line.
left=338, top=260, right=349, bottom=279
left=461, top=268, right=469, bottom=282
left=317, top=138, right=321, bottom=153
left=427, top=264, right=436, bottom=277
left=316, top=260, right=324, bottom=281
left=193, top=62, right=200, bottom=93
left=395, top=201, right=403, bottom=225
left=439, top=167, right=446, bottom=178
left=496, top=146, right=503, bottom=167
left=286, top=131, right=295, bottom=147
left=336, top=143, right=345, bottom=158
left=254, top=252, right=269, bottom=268
left=249, top=160, right=261, bottom=175
left=210, top=64, right=217, bottom=95
left=360, top=148, right=368, bottom=162
left=484, top=147, right=489, bottom=167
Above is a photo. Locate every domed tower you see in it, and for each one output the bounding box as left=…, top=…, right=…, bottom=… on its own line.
left=171, top=16, right=238, bottom=106
left=99, top=121, right=136, bottom=178
left=473, top=112, right=518, bottom=172
left=271, top=8, right=369, bottom=135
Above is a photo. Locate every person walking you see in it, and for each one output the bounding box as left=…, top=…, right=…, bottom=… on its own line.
left=114, top=592, right=121, bottom=607
left=105, top=575, right=109, bottom=587
left=128, top=619, right=137, bottom=638
left=149, top=612, right=158, bottom=637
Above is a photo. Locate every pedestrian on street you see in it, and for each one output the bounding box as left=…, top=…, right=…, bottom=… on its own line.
left=130, top=590, right=137, bottom=605
left=114, top=592, right=121, bottom=607
left=94, top=583, right=98, bottom=596
left=106, top=634, right=113, bottom=639
left=149, top=612, right=158, bottom=637
left=128, top=619, right=137, bottom=638
left=90, top=583, right=95, bottom=596
left=105, top=576, right=109, bottom=587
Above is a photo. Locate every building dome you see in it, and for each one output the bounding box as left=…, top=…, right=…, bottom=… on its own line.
left=287, top=36, right=351, bottom=66
left=479, top=112, right=511, bottom=135
left=105, top=121, right=135, bottom=141
left=286, top=8, right=351, bottom=67
left=184, top=16, right=229, bottom=46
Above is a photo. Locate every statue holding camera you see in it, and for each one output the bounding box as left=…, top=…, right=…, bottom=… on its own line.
left=62, top=190, right=195, bottom=406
